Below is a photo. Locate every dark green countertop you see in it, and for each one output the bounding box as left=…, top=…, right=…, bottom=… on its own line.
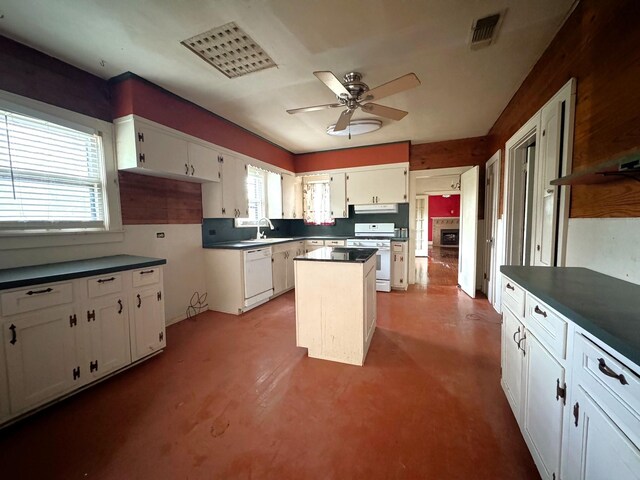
left=0, top=255, right=166, bottom=290
left=203, top=235, right=408, bottom=250
left=294, top=247, right=377, bottom=263
left=501, top=266, right=640, bottom=367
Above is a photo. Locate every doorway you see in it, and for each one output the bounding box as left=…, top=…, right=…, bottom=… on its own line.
left=483, top=150, right=501, bottom=309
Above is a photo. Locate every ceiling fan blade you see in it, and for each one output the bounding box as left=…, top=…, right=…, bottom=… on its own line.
left=314, top=71, right=350, bottom=97
left=361, top=103, right=408, bottom=121
left=286, top=103, right=343, bottom=114
left=334, top=110, right=355, bottom=132
left=361, top=73, right=420, bottom=102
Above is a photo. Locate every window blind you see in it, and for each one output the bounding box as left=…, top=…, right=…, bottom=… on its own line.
left=0, top=108, right=106, bottom=231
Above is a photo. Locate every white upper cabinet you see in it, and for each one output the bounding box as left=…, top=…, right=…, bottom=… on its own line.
left=329, top=172, right=347, bottom=218
left=115, top=115, right=220, bottom=183
left=282, top=174, right=303, bottom=219
left=267, top=171, right=283, bottom=220
left=346, top=166, right=407, bottom=205
left=202, top=154, right=248, bottom=218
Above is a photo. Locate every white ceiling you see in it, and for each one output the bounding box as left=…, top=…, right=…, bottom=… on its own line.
left=0, top=0, right=574, bottom=154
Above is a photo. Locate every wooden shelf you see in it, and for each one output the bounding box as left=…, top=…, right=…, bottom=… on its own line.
left=551, top=148, right=640, bottom=185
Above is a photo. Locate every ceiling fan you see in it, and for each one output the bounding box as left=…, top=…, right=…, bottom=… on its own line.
left=287, top=71, right=421, bottom=132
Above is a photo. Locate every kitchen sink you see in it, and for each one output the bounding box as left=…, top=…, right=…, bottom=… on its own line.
left=242, top=237, right=294, bottom=243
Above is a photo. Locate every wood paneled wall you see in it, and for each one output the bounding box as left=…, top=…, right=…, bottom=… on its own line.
left=0, top=35, right=111, bottom=122
left=294, top=141, right=409, bottom=173
left=118, top=172, right=202, bottom=225
left=487, top=0, right=640, bottom=218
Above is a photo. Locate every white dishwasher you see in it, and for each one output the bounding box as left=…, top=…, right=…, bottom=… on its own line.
left=243, top=247, right=274, bottom=310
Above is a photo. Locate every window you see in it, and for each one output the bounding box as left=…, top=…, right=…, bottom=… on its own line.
left=303, top=178, right=334, bottom=225
left=235, top=165, right=266, bottom=227
left=0, top=107, right=107, bottom=232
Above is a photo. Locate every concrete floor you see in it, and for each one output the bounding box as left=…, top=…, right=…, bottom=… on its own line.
left=0, top=282, right=538, bottom=479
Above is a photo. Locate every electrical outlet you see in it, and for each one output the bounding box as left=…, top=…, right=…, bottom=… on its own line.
left=156, top=232, right=165, bottom=238
left=209, top=229, right=216, bottom=235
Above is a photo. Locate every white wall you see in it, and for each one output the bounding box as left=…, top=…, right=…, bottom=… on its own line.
left=565, top=218, right=640, bottom=285
left=0, top=224, right=206, bottom=324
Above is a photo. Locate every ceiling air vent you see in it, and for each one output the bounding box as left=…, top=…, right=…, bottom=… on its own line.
left=181, top=22, right=276, bottom=78
left=469, top=12, right=503, bottom=50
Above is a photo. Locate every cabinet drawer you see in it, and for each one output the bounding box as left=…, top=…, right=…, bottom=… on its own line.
left=502, top=276, right=525, bottom=318
left=392, top=243, right=404, bottom=253
left=87, top=273, right=123, bottom=298
left=1, top=282, right=73, bottom=316
left=525, top=294, right=567, bottom=359
left=574, top=333, right=640, bottom=445
left=306, top=240, right=324, bottom=246
left=326, top=239, right=345, bottom=246
left=132, top=267, right=160, bottom=287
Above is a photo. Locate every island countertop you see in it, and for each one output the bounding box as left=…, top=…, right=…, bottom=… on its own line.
left=500, top=266, right=640, bottom=367
left=294, top=247, right=377, bottom=263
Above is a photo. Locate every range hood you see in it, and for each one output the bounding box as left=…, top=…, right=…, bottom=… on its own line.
left=353, top=204, right=399, bottom=214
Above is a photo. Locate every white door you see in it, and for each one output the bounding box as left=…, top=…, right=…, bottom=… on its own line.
left=522, top=332, right=565, bottom=480
left=484, top=156, right=499, bottom=302
left=131, top=287, right=165, bottom=361
left=533, top=100, right=562, bottom=266
left=458, top=166, right=479, bottom=298
left=187, top=142, right=220, bottom=182
left=87, top=295, right=131, bottom=379
left=271, top=251, right=287, bottom=296
left=281, top=174, right=296, bottom=219
left=285, top=248, right=296, bottom=290
left=4, top=306, right=80, bottom=413
left=330, top=172, right=347, bottom=218
left=136, top=123, right=189, bottom=177
left=502, top=307, right=524, bottom=421
left=234, top=157, right=249, bottom=218
left=566, top=386, right=640, bottom=480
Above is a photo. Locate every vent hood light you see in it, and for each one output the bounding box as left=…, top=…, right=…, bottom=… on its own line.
left=354, top=204, right=398, bottom=214
left=327, top=119, right=382, bottom=137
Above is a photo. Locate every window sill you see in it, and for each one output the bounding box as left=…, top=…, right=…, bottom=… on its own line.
left=0, top=230, right=125, bottom=251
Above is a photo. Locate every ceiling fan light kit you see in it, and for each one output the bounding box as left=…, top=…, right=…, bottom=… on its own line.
left=287, top=70, right=421, bottom=134
left=326, top=119, right=382, bottom=137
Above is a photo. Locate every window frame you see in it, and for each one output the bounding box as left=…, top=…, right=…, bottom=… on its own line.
left=0, top=90, right=122, bottom=241
left=302, top=175, right=335, bottom=226
left=235, top=164, right=268, bottom=228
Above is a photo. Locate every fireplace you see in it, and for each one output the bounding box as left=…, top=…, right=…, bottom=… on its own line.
left=440, top=229, right=459, bottom=246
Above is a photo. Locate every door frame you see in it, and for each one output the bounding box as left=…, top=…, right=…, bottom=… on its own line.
left=483, top=150, right=501, bottom=306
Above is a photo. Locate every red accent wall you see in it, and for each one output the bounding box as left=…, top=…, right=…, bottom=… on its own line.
left=428, top=195, right=460, bottom=241
left=294, top=142, right=410, bottom=173
left=110, top=76, right=295, bottom=172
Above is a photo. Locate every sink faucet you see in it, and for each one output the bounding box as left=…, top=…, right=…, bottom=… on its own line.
left=256, top=217, right=275, bottom=239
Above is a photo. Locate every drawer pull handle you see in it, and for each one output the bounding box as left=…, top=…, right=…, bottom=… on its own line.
left=512, top=326, right=521, bottom=344
left=9, top=324, right=17, bottom=345
left=26, top=287, right=53, bottom=295
left=597, top=358, right=629, bottom=385
left=139, top=270, right=155, bottom=275
left=117, top=299, right=123, bottom=314
left=506, top=283, right=515, bottom=291
left=137, top=294, right=142, bottom=308
left=534, top=305, right=547, bottom=318
left=517, top=333, right=526, bottom=356
left=97, top=277, right=116, bottom=283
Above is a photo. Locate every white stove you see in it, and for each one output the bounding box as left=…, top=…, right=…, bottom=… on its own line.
left=347, top=223, right=394, bottom=292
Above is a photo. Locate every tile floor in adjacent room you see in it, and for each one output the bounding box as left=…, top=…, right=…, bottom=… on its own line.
left=0, top=280, right=538, bottom=479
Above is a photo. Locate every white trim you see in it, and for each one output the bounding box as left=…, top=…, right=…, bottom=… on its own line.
left=484, top=150, right=501, bottom=306
left=296, top=161, right=409, bottom=177
left=0, top=89, right=122, bottom=247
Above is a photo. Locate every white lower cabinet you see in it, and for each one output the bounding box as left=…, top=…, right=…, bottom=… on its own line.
left=522, top=332, right=565, bottom=480
left=502, top=306, right=524, bottom=419
left=130, top=286, right=165, bottom=362
left=391, top=241, right=408, bottom=290
left=272, top=241, right=304, bottom=297
left=4, top=305, right=81, bottom=415
left=566, top=386, right=640, bottom=480
left=0, top=261, right=165, bottom=426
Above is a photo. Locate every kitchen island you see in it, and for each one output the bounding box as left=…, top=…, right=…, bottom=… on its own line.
left=294, top=247, right=377, bottom=366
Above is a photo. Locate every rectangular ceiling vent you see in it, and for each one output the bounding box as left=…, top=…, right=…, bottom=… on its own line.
left=469, top=12, right=503, bottom=50
left=181, top=22, right=276, bottom=78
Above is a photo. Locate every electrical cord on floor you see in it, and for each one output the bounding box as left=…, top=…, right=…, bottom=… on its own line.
left=186, top=291, right=208, bottom=320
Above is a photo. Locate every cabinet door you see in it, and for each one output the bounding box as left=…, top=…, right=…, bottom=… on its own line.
left=522, top=332, right=565, bottom=480
left=202, top=154, right=235, bottom=218
left=4, top=306, right=80, bottom=413
left=130, top=287, right=165, bottom=362
left=232, top=156, right=249, bottom=218
left=136, top=123, right=189, bottom=177
left=271, top=251, right=287, bottom=296
left=330, top=173, right=348, bottom=218
left=347, top=167, right=407, bottom=204
left=267, top=171, right=283, bottom=219
left=285, top=247, right=296, bottom=290
left=86, top=295, right=131, bottom=379
left=502, top=307, right=524, bottom=421
left=391, top=242, right=407, bottom=288
left=566, top=386, right=640, bottom=480
left=346, top=170, right=376, bottom=204
left=187, top=142, right=220, bottom=182
left=282, top=174, right=296, bottom=219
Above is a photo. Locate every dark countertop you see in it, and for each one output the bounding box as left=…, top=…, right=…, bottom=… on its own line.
left=501, top=266, right=640, bottom=367
left=294, top=247, right=377, bottom=263
left=0, top=255, right=167, bottom=290
left=203, top=235, right=407, bottom=250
